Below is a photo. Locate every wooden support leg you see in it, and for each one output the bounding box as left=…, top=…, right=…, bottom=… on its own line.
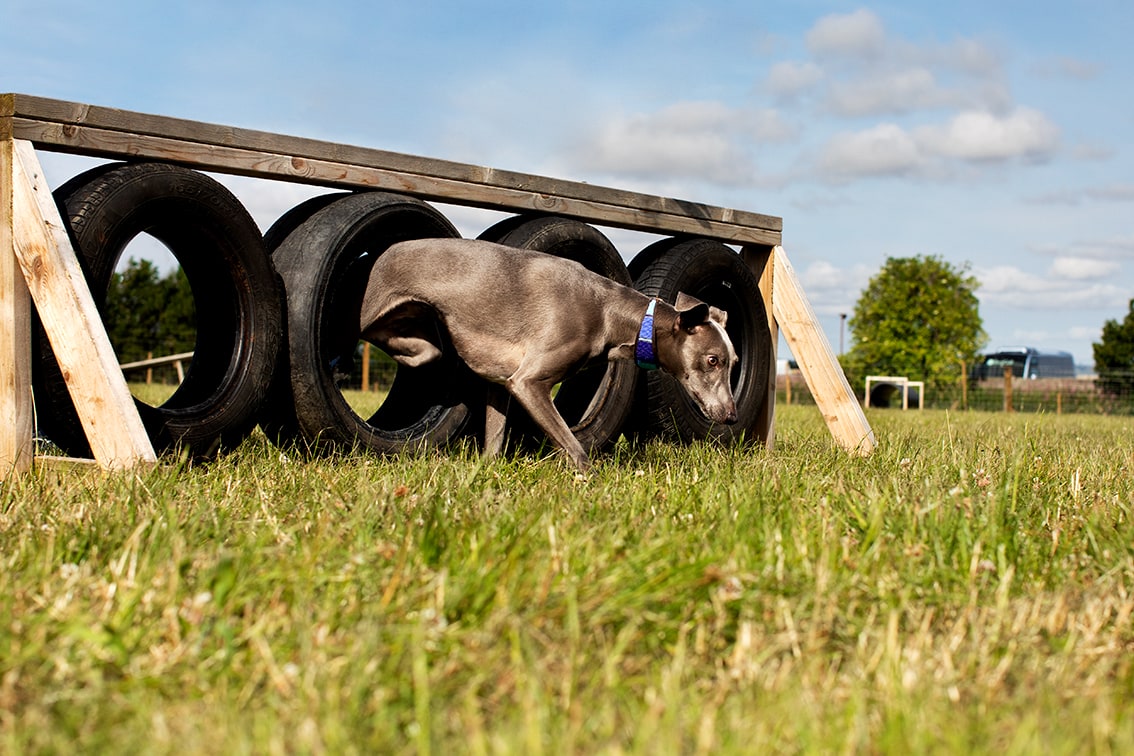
left=8, top=139, right=156, bottom=470
left=1, top=139, right=34, bottom=473
left=770, top=246, right=875, bottom=456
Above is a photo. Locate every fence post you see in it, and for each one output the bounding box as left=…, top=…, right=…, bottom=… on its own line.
left=960, top=360, right=968, bottom=410
left=1003, top=366, right=1014, bottom=413
left=361, top=342, right=370, bottom=392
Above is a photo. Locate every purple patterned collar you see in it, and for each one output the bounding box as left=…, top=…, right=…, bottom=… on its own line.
left=635, top=299, right=659, bottom=370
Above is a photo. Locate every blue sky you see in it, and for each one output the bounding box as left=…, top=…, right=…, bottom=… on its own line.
left=5, top=0, right=1133, bottom=368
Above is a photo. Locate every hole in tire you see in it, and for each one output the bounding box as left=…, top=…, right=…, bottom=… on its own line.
left=109, top=234, right=197, bottom=409
left=328, top=338, right=463, bottom=437
left=338, top=340, right=395, bottom=421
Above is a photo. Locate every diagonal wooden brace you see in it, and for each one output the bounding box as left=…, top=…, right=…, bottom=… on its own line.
left=2, top=138, right=155, bottom=470
left=770, top=245, right=875, bottom=456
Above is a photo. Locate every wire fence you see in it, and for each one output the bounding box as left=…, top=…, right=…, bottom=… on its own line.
left=778, top=370, right=1134, bottom=415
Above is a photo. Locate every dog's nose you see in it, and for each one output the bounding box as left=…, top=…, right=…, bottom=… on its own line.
left=724, top=406, right=738, bottom=424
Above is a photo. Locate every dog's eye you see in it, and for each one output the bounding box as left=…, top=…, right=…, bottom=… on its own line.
left=707, top=355, right=719, bottom=368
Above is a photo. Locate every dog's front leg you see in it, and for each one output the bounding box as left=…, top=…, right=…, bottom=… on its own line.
left=484, top=384, right=510, bottom=458
left=506, top=379, right=591, bottom=473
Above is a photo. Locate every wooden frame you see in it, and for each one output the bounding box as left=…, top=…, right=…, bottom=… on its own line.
left=864, top=376, right=924, bottom=411
left=1, top=94, right=873, bottom=472
left=1, top=138, right=156, bottom=472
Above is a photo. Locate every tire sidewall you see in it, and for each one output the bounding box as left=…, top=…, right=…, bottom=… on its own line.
left=634, top=239, right=771, bottom=443
left=270, top=191, right=472, bottom=453
left=35, top=161, right=280, bottom=456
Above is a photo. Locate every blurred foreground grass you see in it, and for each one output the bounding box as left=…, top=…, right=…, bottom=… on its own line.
left=3, top=406, right=1133, bottom=753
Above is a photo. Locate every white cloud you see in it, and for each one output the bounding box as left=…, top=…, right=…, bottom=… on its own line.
left=825, top=67, right=943, bottom=116
left=577, top=103, right=749, bottom=184
left=573, top=101, right=795, bottom=186
left=796, top=260, right=873, bottom=315
left=915, top=107, right=1060, bottom=162
left=1069, top=325, right=1102, bottom=341
left=806, top=9, right=886, bottom=59
left=818, top=107, right=1061, bottom=179
left=765, top=60, right=824, bottom=97
left=217, top=175, right=328, bottom=232
left=1049, top=256, right=1121, bottom=280
left=800, top=260, right=848, bottom=290
left=1034, top=235, right=1134, bottom=262
left=784, top=7, right=1020, bottom=129
left=975, top=264, right=1128, bottom=310
left=817, top=123, right=924, bottom=179
left=932, top=37, right=1003, bottom=76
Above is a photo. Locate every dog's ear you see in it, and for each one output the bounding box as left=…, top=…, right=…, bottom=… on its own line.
left=674, top=291, right=705, bottom=311
left=674, top=301, right=711, bottom=333
left=675, top=292, right=722, bottom=333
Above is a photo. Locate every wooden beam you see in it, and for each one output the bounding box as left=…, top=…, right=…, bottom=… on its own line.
left=2, top=94, right=782, bottom=245
left=7, top=117, right=781, bottom=247
left=9, top=139, right=156, bottom=469
left=1, top=138, right=34, bottom=473
left=771, top=246, right=875, bottom=456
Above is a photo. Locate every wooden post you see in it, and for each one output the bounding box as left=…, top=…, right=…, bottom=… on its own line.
left=785, top=371, right=792, bottom=405
left=1003, top=366, right=1014, bottom=413
left=145, top=350, right=154, bottom=385
left=1057, top=391, right=1062, bottom=415
left=960, top=360, right=967, bottom=410
left=8, top=139, right=156, bottom=469
left=1, top=138, right=34, bottom=473
left=770, top=246, right=875, bottom=455
left=361, top=341, right=371, bottom=392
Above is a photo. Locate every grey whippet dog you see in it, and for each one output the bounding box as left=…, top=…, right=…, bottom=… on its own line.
left=358, top=238, right=738, bottom=472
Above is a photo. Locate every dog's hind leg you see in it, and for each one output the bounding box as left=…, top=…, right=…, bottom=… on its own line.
left=360, top=301, right=445, bottom=367
left=484, top=384, right=510, bottom=458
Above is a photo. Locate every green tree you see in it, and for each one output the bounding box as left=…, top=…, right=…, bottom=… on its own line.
left=104, top=258, right=196, bottom=364
left=842, top=255, right=985, bottom=392
left=1093, top=298, right=1134, bottom=398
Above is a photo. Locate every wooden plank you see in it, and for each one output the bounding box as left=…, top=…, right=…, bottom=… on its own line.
left=8, top=119, right=782, bottom=247
left=742, top=244, right=777, bottom=451
left=9, top=139, right=156, bottom=470
left=3, top=93, right=782, bottom=237
left=119, top=351, right=194, bottom=371
left=1, top=138, right=34, bottom=473
left=771, top=246, right=875, bottom=456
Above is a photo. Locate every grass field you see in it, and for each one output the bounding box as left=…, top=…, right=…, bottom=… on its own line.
left=3, top=405, right=1133, bottom=753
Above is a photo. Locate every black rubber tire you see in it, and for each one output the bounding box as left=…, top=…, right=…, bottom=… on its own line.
left=477, top=215, right=637, bottom=453
left=627, top=236, right=684, bottom=281
left=269, top=191, right=474, bottom=453
left=257, top=192, right=353, bottom=444
left=632, top=238, right=771, bottom=443
left=33, top=161, right=282, bottom=457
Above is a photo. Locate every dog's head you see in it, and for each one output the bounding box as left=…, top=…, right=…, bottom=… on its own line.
left=661, top=292, right=739, bottom=425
